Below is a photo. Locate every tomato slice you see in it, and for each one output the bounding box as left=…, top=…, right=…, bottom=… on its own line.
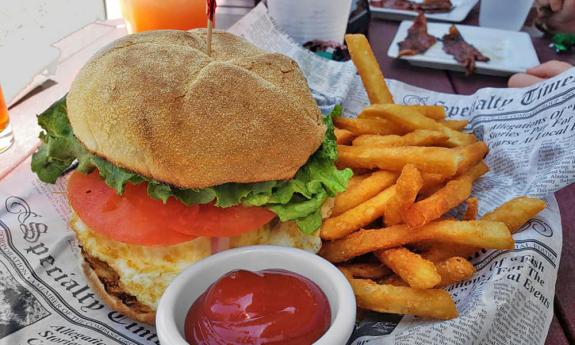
left=68, top=171, right=277, bottom=245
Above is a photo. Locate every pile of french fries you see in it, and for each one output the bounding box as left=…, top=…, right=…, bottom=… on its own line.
left=320, top=34, right=547, bottom=320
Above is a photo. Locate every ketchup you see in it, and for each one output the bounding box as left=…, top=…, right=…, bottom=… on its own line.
left=184, top=269, right=331, bottom=345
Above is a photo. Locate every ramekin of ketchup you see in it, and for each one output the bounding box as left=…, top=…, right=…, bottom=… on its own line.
left=156, top=246, right=356, bottom=345
left=185, top=269, right=331, bottom=344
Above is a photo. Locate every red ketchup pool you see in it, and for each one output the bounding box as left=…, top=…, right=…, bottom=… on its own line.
left=184, top=269, right=331, bottom=345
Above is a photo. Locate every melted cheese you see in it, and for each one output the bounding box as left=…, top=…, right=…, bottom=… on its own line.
left=70, top=212, right=322, bottom=311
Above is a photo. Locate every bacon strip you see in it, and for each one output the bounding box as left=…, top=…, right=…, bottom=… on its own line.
left=371, top=0, right=453, bottom=13
left=417, top=0, right=453, bottom=13
left=442, top=25, right=490, bottom=75
left=372, top=0, right=412, bottom=10
left=398, top=12, right=437, bottom=57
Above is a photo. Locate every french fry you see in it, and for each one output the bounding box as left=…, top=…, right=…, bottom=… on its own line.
left=337, top=145, right=463, bottom=176
left=320, top=185, right=396, bottom=240
left=333, top=117, right=406, bottom=136
left=352, top=130, right=449, bottom=147
left=335, top=128, right=356, bottom=145
left=382, top=256, right=475, bottom=287
left=419, top=173, right=450, bottom=199
left=435, top=257, right=476, bottom=287
left=420, top=172, right=448, bottom=193
left=359, top=104, right=476, bottom=147
left=420, top=242, right=479, bottom=262
left=319, top=220, right=513, bottom=263
left=376, top=247, right=441, bottom=289
left=339, top=263, right=391, bottom=279
left=420, top=197, right=545, bottom=261
left=463, top=197, right=479, bottom=220
left=482, top=196, right=546, bottom=233
left=326, top=34, right=543, bottom=322
left=347, top=277, right=458, bottom=319
left=456, top=142, right=489, bottom=175
left=348, top=174, right=369, bottom=189
left=404, top=187, right=463, bottom=225
left=333, top=170, right=398, bottom=216
left=381, top=274, right=407, bottom=286
left=359, top=104, right=446, bottom=121
left=420, top=242, right=475, bottom=262
left=421, top=172, right=447, bottom=185
left=410, top=105, right=446, bottom=121
left=441, top=119, right=469, bottom=131
left=345, top=34, right=394, bottom=104
left=403, top=162, right=488, bottom=228
left=383, top=164, right=422, bottom=226
left=462, top=161, right=489, bottom=180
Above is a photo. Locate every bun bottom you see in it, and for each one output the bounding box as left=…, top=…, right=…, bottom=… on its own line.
left=81, top=251, right=156, bottom=325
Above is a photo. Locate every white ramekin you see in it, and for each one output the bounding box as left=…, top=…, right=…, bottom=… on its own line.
left=156, top=245, right=356, bottom=345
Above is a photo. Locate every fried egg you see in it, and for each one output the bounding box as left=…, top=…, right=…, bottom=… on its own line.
left=70, top=211, right=323, bottom=310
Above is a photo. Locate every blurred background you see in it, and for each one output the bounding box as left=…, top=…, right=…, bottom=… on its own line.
left=0, top=0, right=260, bottom=106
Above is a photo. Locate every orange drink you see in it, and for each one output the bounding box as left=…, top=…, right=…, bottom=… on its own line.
left=0, top=86, right=9, bottom=132
left=0, top=85, right=14, bottom=153
left=120, top=0, right=209, bottom=33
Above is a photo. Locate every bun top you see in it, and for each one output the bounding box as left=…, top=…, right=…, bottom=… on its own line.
left=67, top=30, right=325, bottom=189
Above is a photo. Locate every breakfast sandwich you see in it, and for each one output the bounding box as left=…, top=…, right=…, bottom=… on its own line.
left=31, top=29, right=351, bottom=324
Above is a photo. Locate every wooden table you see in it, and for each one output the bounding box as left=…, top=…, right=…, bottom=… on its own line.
left=1, top=5, right=573, bottom=345
left=368, top=6, right=574, bottom=345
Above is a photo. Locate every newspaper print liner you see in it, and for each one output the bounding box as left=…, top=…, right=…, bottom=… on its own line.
left=0, top=4, right=572, bottom=345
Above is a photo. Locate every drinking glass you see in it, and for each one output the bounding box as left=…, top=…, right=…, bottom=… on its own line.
left=120, top=0, right=209, bottom=33
left=267, top=0, right=354, bottom=44
left=479, top=0, right=534, bottom=31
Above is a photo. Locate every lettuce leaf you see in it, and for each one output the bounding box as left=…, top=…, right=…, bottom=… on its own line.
left=31, top=97, right=351, bottom=234
left=31, top=98, right=93, bottom=182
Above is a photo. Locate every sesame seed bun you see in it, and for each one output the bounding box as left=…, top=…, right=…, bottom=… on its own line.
left=66, top=29, right=325, bottom=189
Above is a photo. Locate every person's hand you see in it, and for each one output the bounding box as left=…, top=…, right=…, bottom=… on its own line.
left=537, top=0, right=565, bottom=12
left=535, top=0, right=575, bottom=33
left=508, top=60, right=573, bottom=87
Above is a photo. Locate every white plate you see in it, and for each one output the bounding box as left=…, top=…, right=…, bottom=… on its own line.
left=370, top=0, right=479, bottom=22
left=388, top=21, right=541, bottom=76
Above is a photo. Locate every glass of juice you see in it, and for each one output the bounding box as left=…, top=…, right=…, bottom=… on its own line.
left=0, top=86, right=14, bottom=154
left=120, top=0, right=209, bottom=33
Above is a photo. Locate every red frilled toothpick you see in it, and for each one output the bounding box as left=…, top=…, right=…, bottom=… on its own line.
left=206, top=0, right=217, bottom=56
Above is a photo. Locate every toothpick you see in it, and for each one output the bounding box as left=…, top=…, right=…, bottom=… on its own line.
left=207, top=19, right=213, bottom=56
left=206, top=0, right=217, bottom=56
